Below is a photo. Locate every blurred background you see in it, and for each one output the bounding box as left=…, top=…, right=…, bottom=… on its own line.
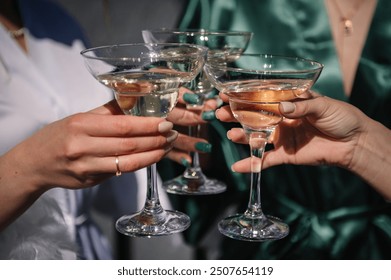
left=55, top=0, right=187, bottom=46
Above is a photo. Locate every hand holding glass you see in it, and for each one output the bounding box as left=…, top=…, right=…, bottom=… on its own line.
left=143, top=29, right=252, bottom=195
left=81, top=43, right=207, bottom=237
left=204, top=54, right=323, bottom=241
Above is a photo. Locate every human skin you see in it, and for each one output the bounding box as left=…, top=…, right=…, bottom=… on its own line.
left=165, top=87, right=218, bottom=164
left=0, top=100, right=178, bottom=231
left=216, top=93, right=391, bottom=200
left=0, top=90, right=217, bottom=231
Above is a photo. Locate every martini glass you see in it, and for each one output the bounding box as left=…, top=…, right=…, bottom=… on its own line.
left=204, top=54, right=323, bottom=241
left=143, top=29, right=253, bottom=195
left=81, top=43, right=207, bottom=237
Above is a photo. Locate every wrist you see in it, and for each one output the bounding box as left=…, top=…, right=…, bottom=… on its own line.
left=0, top=150, right=48, bottom=199
left=0, top=147, right=48, bottom=230
left=349, top=118, right=391, bottom=199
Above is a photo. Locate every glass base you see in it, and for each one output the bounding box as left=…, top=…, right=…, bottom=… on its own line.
left=115, top=209, right=190, bottom=237
left=218, top=214, right=289, bottom=242
left=163, top=174, right=227, bottom=195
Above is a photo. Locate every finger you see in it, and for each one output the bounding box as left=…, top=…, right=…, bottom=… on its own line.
left=167, top=107, right=205, bottom=126
left=231, top=153, right=280, bottom=173
left=177, top=87, right=194, bottom=105
left=262, top=150, right=287, bottom=170
left=203, top=98, right=218, bottom=111
left=231, top=158, right=251, bottom=173
left=81, top=131, right=178, bottom=157
left=68, top=113, right=174, bottom=137
left=180, top=86, right=219, bottom=107
left=86, top=149, right=171, bottom=176
left=172, top=133, right=210, bottom=153
left=181, top=94, right=218, bottom=121
left=215, top=105, right=236, bottom=122
left=165, top=149, right=192, bottom=166
left=227, top=128, right=248, bottom=144
left=219, top=92, right=229, bottom=103
left=308, top=90, right=323, bottom=98
left=279, top=96, right=329, bottom=119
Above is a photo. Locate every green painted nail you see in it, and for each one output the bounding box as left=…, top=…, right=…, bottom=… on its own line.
left=202, top=110, right=216, bottom=121
left=183, top=93, right=200, bottom=104
left=216, top=97, right=224, bottom=108
left=180, top=157, right=191, bottom=167
left=195, top=142, right=212, bottom=153
left=205, top=90, right=217, bottom=99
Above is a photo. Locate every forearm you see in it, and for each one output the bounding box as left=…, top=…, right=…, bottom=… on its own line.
left=349, top=118, right=391, bottom=200
left=0, top=148, right=47, bottom=231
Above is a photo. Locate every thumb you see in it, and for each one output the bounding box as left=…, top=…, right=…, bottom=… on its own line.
left=279, top=96, right=328, bottom=119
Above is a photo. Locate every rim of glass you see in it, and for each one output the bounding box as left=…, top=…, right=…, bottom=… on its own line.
left=208, top=53, right=324, bottom=75
left=142, top=28, right=254, bottom=37
left=80, top=42, right=208, bottom=60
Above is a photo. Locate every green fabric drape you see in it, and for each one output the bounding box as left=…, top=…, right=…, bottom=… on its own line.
left=162, top=0, right=391, bottom=259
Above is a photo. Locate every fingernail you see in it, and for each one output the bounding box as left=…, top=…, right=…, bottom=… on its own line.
left=280, top=102, right=295, bottom=114
left=216, top=97, right=224, bottom=108
left=180, top=157, right=191, bottom=167
left=215, top=108, right=221, bottom=120
left=164, top=145, right=173, bottom=154
left=205, top=91, right=217, bottom=99
left=183, top=93, right=200, bottom=104
left=226, top=130, right=232, bottom=140
left=166, top=130, right=178, bottom=143
left=195, top=142, right=212, bottom=153
left=158, top=121, right=174, bottom=133
left=231, top=165, right=236, bottom=172
left=202, top=110, right=216, bottom=121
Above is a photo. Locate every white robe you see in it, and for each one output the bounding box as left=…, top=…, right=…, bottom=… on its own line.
left=0, top=4, right=148, bottom=259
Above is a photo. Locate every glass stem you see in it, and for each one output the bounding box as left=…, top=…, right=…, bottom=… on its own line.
left=143, top=163, right=165, bottom=218
left=183, top=124, right=205, bottom=183
left=189, top=124, right=201, bottom=169
left=245, top=130, right=271, bottom=219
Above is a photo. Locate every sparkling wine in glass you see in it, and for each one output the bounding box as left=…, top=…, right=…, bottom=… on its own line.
left=81, top=43, right=207, bottom=237
left=143, top=29, right=253, bottom=195
left=204, top=54, right=323, bottom=241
